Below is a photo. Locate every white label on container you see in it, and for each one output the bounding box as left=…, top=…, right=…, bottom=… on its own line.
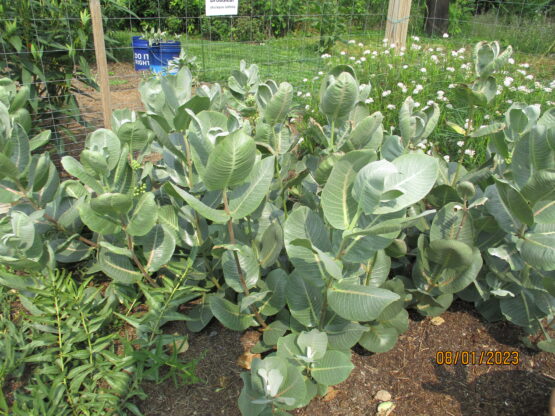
left=206, top=0, right=238, bottom=16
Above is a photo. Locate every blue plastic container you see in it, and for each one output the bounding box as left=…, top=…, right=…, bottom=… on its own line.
left=132, top=36, right=150, bottom=71
left=149, top=41, right=181, bottom=75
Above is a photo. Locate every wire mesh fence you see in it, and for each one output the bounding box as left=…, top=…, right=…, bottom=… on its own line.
left=1, top=0, right=553, bottom=159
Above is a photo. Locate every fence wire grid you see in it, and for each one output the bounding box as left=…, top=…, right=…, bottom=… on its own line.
left=1, top=0, right=553, bottom=157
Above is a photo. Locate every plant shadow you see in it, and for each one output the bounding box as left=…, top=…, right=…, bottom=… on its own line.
left=423, top=361, right=555, bottom=415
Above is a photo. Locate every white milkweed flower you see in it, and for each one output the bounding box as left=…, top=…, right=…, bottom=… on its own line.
left=360, top=57, right=366, bottom=62
left=443, top=33, right=449, bottom=38
left=427, top=100, right=435, bottom=106
left=387, top=104, right=396, bottom=110
left=365, top=98, right=374, bottom=104
left=465, top=149, right=476, bottom=156
left=457, top=140, right=464, bottom=147
left=508, top=58, right=515, bottom=64
left=544, top=87, right=553, bottom=93
left=437, top=90, right=445, bottom=97
left=431, top=54, right=439, bottom=63
left=446, top=67, right=455, bottom=72
left=412, top=35, right=420, bottom=41
left=525, top=74, right=534, bottom=80
left=451, top=50, right=459, bottom=57
left=363, top=50, right=371, bottom=55
left=420, top=67, right=427, bottom=73
left=504, top=76, right=514, bottom=86
left=402, top=64, right=409, bottom=69
left=519, top=63, right=530, bottom=68
left=305, top=92, right=311, bottom=97
left=460, top=63, right=470, bottom=70
left=382, top=90, right=392, bottom=97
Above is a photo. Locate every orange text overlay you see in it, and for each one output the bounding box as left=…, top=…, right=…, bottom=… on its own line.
left=435, top=350, right=519, bottom=366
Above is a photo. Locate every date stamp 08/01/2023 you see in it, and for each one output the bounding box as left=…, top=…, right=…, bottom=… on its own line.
left=435, top=350, right=520, bottom=366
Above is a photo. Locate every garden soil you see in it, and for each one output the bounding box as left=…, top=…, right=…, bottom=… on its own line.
left=137, top=300, right=555, bottom=416
left=74, top=63, right=555, bottom=416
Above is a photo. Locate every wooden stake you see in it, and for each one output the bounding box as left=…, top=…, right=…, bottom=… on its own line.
left=385, top=0, right=413, bottom=50
left=89, top=0, right=112, bottom=129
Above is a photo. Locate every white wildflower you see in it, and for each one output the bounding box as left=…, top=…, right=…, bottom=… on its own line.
left=382, top=90, right=392, bottom=97
left=443, top=155, right=450, bottom=162
left=443, top=33, right=449, bottom=38
left=387, top=104, right=396, bottom=110
left=348, top=39, right=356, bottom=44
left=364, top=98, right=374, bottom=104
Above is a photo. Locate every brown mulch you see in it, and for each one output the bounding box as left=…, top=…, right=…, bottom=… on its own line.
left=137, top=300, right=555, bottom=416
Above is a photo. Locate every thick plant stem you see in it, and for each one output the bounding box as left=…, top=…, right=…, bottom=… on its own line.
left=126, top=233, right=158, bottom=287
left=223, top=189, right=268, bottom=329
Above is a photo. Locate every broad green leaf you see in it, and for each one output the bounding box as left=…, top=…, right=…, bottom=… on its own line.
left=358, top=324, right=398, bottom=353
left=202, top=128, right=256, bottom=190
left=430, top=202, right=474, bottom=246
left=127, top=192, right=157, bottom=236
left=99, top=249, right=142, bottom=284
left=163, top=183, right=229, bottom=223
left=90, top=193, right=133, bottom=216
left=258, top=221, right=284, bottom=268
left=494, top=178, right=534, bottom=227
left=284, top=206, right=331, bottom=276
left=297, top=329, right=328, bottom=361
left=52, top=239, right=92, bottom=263
left=10, top=211, right=35, bottom=250
left=311, top=350, right=354, bottom=386
left=0, top=153, right=18, bottom=180
left=342, top=111, right=383, bottom=151
left=521, top=171, right=555, bottom=223
left=86, top=128, right=121, bottom=170
left=321, top=150, right=376, bottom=229
left=286, top=271, right=323, bottom=328
left=229, top=156, right=275, bottom=219
left=78, top=202, right=121, bottom=235
left=327, top=281, right=399, bottom=322
left=258, top=268, right=287, bottom=316
left=222, top=244, right=260, bottom=293
left=61, top=156, right=104, bottom=194
left=519, top=224, right=555, bottom=270
left=352, top=160, right=398, bottom=215
left=470, top=122, right=505, bottom=138
left=428, top=239, right=474, bottom=269
left=138, top=224, right=176, bottom=272
left=485, top=184, right=521, bottom=233
left=323, top=314, right=367, bottom=350
left=208, top=295, right=256, bottom=331
left=320, top=72, right=358, bottom=124
left=374, top=153, right=438, bottom=214
left=264, top=82, right=293, bottom=126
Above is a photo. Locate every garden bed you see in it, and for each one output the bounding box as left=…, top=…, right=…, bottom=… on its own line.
left=138, top=300, right=555, bottom=416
